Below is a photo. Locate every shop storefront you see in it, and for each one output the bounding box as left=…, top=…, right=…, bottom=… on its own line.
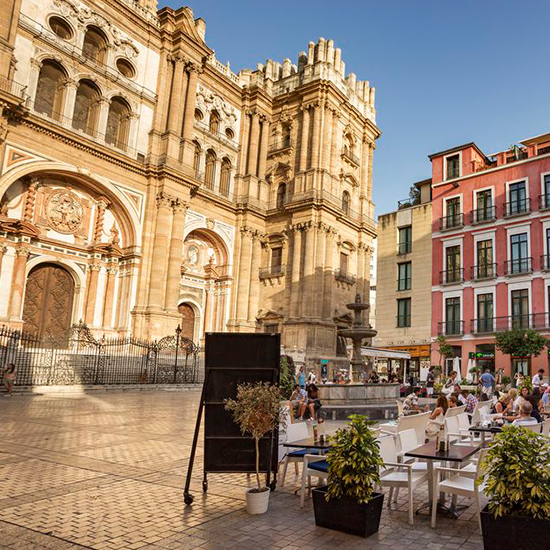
left=378, top=345, right=430, bottom=384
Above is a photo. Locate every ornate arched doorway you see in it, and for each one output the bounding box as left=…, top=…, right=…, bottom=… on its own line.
left=178, top=303, right=195, bottom=340
left=22, top=263, right=75, bottom=339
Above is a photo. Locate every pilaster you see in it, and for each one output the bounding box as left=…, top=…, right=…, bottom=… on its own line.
left=164, top=199, right=188, bottom=311
left=7, top=246, right=29, bottom=321
left=289, top=224, right=302, bottom=319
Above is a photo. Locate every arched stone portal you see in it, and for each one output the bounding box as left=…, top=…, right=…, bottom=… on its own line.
left=178, top=303, right=195, bottom=340
left=22, top=263, right=75, bottom=339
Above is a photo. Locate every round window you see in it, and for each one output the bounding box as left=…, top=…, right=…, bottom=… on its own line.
left=194, top=108, right=204, bottom=121
left=225, top=127, right=235, bottom=140
left=49, top=16, right=73, bottom=40
left=116, top=59, right=136, bottom=79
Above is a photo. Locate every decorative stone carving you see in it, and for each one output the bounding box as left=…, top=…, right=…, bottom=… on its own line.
left=196, top=84, right=237, bottom=124
left=45, top=190, right=84, bottom=234
left=187, top=245, right=199, bottom=265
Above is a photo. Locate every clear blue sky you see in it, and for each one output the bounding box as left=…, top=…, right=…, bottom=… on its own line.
left=160, top=0, right=550, bottom=217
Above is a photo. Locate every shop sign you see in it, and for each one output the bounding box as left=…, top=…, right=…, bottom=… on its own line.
left=469, top=351, right=495, bottom=359
left=386, top=345, right=430, bottom=357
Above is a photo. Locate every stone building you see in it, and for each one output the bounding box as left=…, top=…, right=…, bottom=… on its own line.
left=0, top=0, right=379, bottom=369
left=374, top=180, right=432, bottom=380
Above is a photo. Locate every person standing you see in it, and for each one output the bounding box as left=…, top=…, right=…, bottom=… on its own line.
left=296, top=366, right=306, bottom=389
left=426, top=367, right=435, bottom=398
left=3, top=363, right=16, bottom=397
left=532, top=368, right=545, bottom=390
left=479, top=368, right=495, bottom=398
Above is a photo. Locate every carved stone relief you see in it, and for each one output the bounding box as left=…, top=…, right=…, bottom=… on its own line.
left=45, top=189, right=84, bottom=234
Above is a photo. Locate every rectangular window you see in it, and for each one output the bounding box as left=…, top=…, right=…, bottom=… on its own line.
left=477, top=293, right=494, bottom=333
left=446, top=154, right=460, bottom=180
left=508, top=181, right=527, bottom=215
left=398, top=226, right=412, bottom=254
left=271, top=247, right=282, bottom=268
left=545, top=229, right=550, bottom=270
left=445, top=297, right=461, bottom=335
left=445, top=197, right=461, bottom=228
left=544, top=174, right=550, bottom=208
left=397, top=262, right=412, bottom=291
left=476, top=190, right=493, bottom=222
left=445, top=245, right=461, bottom=282
left=511, top=289, right=529, bottom=328
left=340, top=252, right=348, bottom=274
left=264, top=324, right=279, bottom=334
left=397, top=298, right=411, bottom=327
left=510, top=233, right=529, bottom=273
left=476, top=239, right=494, bottom=278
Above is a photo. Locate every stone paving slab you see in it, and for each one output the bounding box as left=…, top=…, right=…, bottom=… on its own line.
left=0, top=391, right=484, bottom=550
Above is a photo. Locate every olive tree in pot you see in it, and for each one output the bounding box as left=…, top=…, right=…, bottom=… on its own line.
left=312, top=415, right=384, bottom=538
left=478, top=425, right=550, bottom=550
left=224, top=382, right=284, bottom=515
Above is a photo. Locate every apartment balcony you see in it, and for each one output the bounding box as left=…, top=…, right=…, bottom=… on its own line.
left=541, top=254, right=550, bottom=271
left=438, top=321, right=464, bottom=336
left=0, top=75, right=28, bottom=104
left=334, top=269, right=356, bottom=285
left=504, top=258, right=532, bottom=276
left=193, top=120, right=240, bottom=150
left=439, top=268, right=464, bottom=285
left=259, top=265, right=286, bottom=279
left=268, top=139, right=293, bottom=155
left=470, top=206, right=496, bottom=225
left=341, top=148, right=360, bottom=166
left=470, top=263, right=497, bottom=281
left=471, top=314, right=550, bottom=334
left=539, top=194, right=550, bottom=211
left=439, top=213, right=464, bottom=231
left=504, top=198, right=531, bottom=218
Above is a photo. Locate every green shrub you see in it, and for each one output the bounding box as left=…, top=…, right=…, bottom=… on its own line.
left=325, top=415, right=383, bottom=504
left=279, top=356, right=294, bottom=400
left=479, top=425, right=550, bottom=519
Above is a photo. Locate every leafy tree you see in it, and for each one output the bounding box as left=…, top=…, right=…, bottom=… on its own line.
left=408, top=184, right=421, bottom=205
left=495, top=328, right=547, bottom=361
left=435, top=335, right=454, bottom=370
left=279, top=355, right=294, bottom=400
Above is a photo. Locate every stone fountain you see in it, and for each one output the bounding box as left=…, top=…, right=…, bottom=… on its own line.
left=338, top=293, right=377, bottom=382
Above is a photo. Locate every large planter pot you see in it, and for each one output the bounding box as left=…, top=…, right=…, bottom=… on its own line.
left=480, top=505, right=549, bottom=550
left=312, top=486, right=384, bottom=538
left=245, top=487, right=270, bottom=515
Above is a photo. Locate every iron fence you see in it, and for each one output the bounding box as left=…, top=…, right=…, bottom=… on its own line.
left=0, top=323, right=202, bottom=386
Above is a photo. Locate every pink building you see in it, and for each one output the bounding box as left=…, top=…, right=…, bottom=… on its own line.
left=430, top=133, right=550, bottom=378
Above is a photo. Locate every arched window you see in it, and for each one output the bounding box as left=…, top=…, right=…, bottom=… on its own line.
left=82, top=26, right=108, bottom=64
left=343, top=134, right=355, bottom=158
left=49, top=17, right=73, bottom=40
left=276, top=183, right=286, bottom=209
left=34, top=60, right=66, bottom=120
left=193, top=141, right=201, bottom=179
left=219, top=158, right=231, bottom=197
left=194, top=109, right=203, bottom=122
left=105, top=96, right=131, bottom=150
left=204, top=149, right=216, bottom=190
left=342, top=190, right=350, bottom=214
left=282, top=124, right=291, bottom=148
left=72, top=79, right=101, bottom=136
left=209, top=110, right=220, bottom=134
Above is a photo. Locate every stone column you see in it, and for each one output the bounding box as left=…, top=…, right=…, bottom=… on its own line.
left=289, top=225, right=302, bottom=319
left=322, top=229, right=335, bottom=319
left=164, top=199, right=187, bottom=311
left=258, top=117, right=270, bottom=180
left=213, top=158, right=222, bottom=193
left=93, top=198, right=109, bottom=244
left=23, top=177, right=39, bottom=223
left=7, top=246, right=29, bottom=320
left=360, top=137, right=369, bottom=199
left=235, top=227, right=252, bottom=321
left=148, top=192, right=174, bottom=309
left=62, top=78, right=79, bottom=122
left=356, top=244, right=365, bottom=301
left=165, top=54, right=186, bottom=160
left=248, top=110, right=261, bottom=176
left=302, top=223, right=315, bottom=318
left=247, top=233, right=262, bottom=323
left=237, top=112, right=250, bottom=177
left=367, top=143, right=374, bottom=200
left=322, top=106, right=333, bottom=172
left=102, top=265, right=118, bottom=327
left=84, top=263, right=101, bottom=324
left=0, top=244, right=7, bottom=278
left=127, top=112, right=140, bottom=153
left=329, top=111, right=340, bottom=175
left=27, top=59, right=42, bottom=106
left=299, top=106, right=310, bottom=172
left=182, top=63, right=200, bottom=141
left=310, top=102, right=321, bottom=169
left=363, top=246, right=372, bottom=303
left=97, top=97, right=111, bottom=140
left=315, top=224, right=326, bottom=319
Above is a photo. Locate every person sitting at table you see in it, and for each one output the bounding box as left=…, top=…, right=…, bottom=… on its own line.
left=541, top=385, right=550, bottom=409
left=517, top=386, right=530, bottom=410
left=442, top=371, right=458, bottom=396
left=512, top=402, right=539, bottom=427
left=448, top=395, right=459, bottom=408
left=462, top=389, right=478, bottom=415
left=507, top=388, right=519, bottom=412
left=298, top=383, right=321, bottom=421
left=290, top=384, right=307, bottom=419
left=525, top=392, right=542, bottom=423
left=402, top=387, right=429, bottom=415
left=449, top=384, right=466, bottom=405
left=491, top=394, right=512, bottom=415
left=425, top=394, right=448, bottom=437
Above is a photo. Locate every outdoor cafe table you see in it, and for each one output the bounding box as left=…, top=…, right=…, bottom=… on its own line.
left=282, top=437, right=332, bottom=452
left=469, top=424, right=502, bottom=443
left=405, top=441, right=481, bottom=518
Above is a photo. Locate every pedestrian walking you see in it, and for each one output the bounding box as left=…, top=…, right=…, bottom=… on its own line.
left=3, top=363, right=16, bottom=397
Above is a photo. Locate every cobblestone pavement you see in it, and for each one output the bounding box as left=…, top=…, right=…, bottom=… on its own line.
left=0, top=391, right=484, bottom=550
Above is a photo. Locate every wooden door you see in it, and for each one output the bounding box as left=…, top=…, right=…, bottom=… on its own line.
left=22, top=263, right=75, bottom=339
left=178, top=303, right=195, bottom=340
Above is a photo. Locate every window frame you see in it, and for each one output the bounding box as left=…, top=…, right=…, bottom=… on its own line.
left=443, top=151, right=462, bottom=181
left=397, top=225, right=412, bottom=255
left=397, top=261, right=412, bottom=291
left=396, top=297, right=411, bottom=327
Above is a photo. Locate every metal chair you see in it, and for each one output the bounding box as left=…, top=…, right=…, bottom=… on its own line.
left=299, top=453, right=328, bottom=508
left=280, top=421, right=317, bottom=486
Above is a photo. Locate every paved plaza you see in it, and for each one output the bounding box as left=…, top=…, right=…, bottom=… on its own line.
left=0, top=390, right=483, bottom=550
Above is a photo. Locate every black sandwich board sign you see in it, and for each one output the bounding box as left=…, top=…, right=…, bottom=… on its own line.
left=183, top=332, right=281, bottom=505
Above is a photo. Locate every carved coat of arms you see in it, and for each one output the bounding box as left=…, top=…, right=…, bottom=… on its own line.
left=46, top=190, right=83, bottom=234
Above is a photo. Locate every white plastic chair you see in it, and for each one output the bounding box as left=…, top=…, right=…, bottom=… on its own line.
left=444, top=404, right=467, bottom=418
left=378, top=435, right=429, bottom=525
left=445, top=416, right=474, bottom=446
left=380, top=411, right=431, bottom=448
left=299, top=453, right=328, bottom=507
left=431, top=448, right=488, bottom=532
left=280, top=422, right=314, bottom=486
left=542, top=418, right=550, bottom=436
left=516, top=422, right=542, bottom=433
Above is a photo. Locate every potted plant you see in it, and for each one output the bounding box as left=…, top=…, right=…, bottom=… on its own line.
left=312, top=415, right=384, bottom=537
left=224, top=382, right=284, bottom=515
left=478, top=425, right=550, bottom=550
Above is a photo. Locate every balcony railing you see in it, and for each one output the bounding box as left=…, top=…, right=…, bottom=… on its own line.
left=397, top=241, right=412, bottom=255
left=539, top=194, right=550, bottom=210
left=438, top=321, right=464, bottom=336
left=259, top=265, right=286, bottom=279
left=335, top=269, right=356, bottom=285
left=470, top=206, right=496, bottom=224
left=0, top=75, right=28, bottom=102
left=439, top=213, right=464, bottom=231
left=471, top=263, right=497, bottom=281
left=504, top=198, right=530, bottom=217
left=504, top=258, right=532, bottom=276
left=439, top=268, right=464, bottom=285
left=268, top=139, right=293, bottom=154
left=471, top=314, right=550, bottom=334
left=193, top=120, right=240, bottom=149
left=541, top=255, right=550, bottom=271
left=342, top=148, right=360, bottom=165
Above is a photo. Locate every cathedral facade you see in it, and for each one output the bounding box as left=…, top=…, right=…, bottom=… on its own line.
left=0, top=0, right=379, bottom=368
